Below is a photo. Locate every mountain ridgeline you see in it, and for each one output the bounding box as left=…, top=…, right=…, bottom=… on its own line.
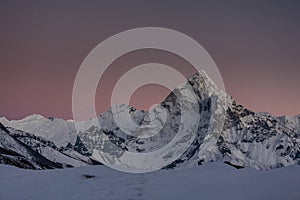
left=0, top=71, right=299, bottom=170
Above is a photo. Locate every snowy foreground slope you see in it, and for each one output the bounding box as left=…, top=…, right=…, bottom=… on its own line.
left=0, top=162, right=300, bottom=200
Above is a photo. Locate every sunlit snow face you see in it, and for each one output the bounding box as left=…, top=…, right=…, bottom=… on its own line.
left=72, top=27, right=226, bottom=173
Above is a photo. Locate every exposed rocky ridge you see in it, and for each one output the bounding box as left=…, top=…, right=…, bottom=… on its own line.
left=0, top=123, right=63, bottom=169
left=216, top=104, right=300, bottom=169
left=0, top=123, right=100, bottom=169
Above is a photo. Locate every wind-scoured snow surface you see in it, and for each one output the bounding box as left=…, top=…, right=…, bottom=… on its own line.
left=0, top=163, right=300, bottom=200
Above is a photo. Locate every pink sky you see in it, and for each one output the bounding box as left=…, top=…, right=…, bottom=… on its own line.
left=0, top=1, right=299, bottom=120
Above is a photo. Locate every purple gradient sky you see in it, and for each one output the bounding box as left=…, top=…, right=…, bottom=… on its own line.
left=0, top=0, right=299, bottom=120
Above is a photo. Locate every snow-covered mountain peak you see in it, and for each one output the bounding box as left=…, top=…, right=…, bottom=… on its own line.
left=0, top=70, right=299, bottom=170
left=18, top=114, right=45, bottom=122
left=188, top=70, right=218, bottom=88
left=0, top=117, right=8, bottom=125
left=0, top=115, right=77, bottom=148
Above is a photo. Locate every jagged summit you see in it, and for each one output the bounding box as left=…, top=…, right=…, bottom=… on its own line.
left=188, top=70, right=220, bottom=92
